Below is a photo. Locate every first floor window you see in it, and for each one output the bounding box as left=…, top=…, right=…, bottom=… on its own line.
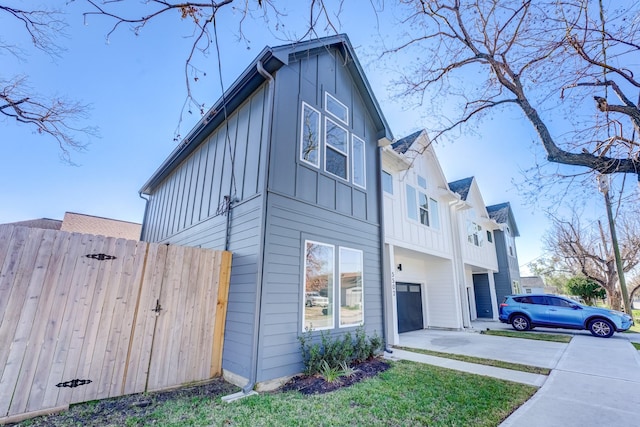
left=303, top=241, right=364, bottom=331
left=339, top=248, right=363, bottom=327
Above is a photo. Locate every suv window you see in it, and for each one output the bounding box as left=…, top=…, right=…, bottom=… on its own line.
left=549, top=297, right=574, bottom=308
left=529, top=296, right=548, bottom=305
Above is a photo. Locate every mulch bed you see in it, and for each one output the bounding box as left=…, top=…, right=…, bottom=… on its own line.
left=280, top=358, right=390, bottom=395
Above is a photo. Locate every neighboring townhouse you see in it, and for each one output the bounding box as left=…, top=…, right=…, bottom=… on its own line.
left=381, top=130, right=463, bottom=344
left=448, top=177, right=500, bottom=322
left=139, top=35, right=393, bottom=390
left=487, top=202, right=522, bottom=303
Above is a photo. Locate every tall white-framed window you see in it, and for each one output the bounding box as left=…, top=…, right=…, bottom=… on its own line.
left=417, top=175, right=427, bottom=189
left=303, top=240, right=364, bottom=331
left=300, top=94, right=367, bottom=188
left=382, top=171, right=393, bottom=194
left=352, top=135, right=366, bottom=189
left=339, top=247, right=364, bottom=327
left=506, top=226, right=516, bottom=257
left=300, top=102, right=320, bottom=168
left=406, top=184, right=418, bottom=221
left=324, top=117, right=349, bottom=181
left=325, top=92, right=349, bottom=125
left=303, top=241, right=335, bottom=331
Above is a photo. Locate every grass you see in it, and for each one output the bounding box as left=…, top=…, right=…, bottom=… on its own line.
left=143, top=362, right=535, bottom=427
left=630, top=309, right=640, bottom=333
left=631, top=342, right=640, bottom=351
left=18, top=361, right=536, bottom=427
left=395, top=346, right=551, bottom=375
left=480, top=329, right=573, bottom=343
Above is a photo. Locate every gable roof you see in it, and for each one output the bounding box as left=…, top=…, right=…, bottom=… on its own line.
left=2, top=218, right=62, bottom=230
left=487, top=202, right=520, bottom=236
left=140, top=34, right=393, bottom=195
left=448, top=177, right=474, bottom=201
left=391, top=130, right=423, bottom=154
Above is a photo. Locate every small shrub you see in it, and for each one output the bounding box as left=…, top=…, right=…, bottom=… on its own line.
left=298, top=326, right=385, bottom=375
left=319, top=361, right=343, bottom=383
left=339, top=361, right=359, bottom=378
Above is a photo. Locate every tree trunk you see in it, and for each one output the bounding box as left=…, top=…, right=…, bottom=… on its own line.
left=607, top=289, right=622, bottom=311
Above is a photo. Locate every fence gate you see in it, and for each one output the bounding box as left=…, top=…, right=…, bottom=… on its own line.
left=0, top=225, right=231, bottom=424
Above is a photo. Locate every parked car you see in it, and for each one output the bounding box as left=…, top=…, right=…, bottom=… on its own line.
left=305, top=292, right=329, bottom=307
left=499, top=294, right=633, bottom=338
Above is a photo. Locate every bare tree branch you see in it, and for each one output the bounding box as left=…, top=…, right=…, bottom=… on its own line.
left=1, top=4, right=94, bottom=161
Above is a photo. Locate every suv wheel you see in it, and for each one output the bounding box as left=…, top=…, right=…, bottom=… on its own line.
left=511, top=314, right=531, bottom=331
left=589, top=319, right=614, bottom=338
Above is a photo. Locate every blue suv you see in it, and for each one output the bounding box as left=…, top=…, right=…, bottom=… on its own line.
left=499, top=294, right=633, bottom=338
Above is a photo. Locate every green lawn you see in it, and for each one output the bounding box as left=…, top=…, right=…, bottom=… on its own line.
left=630, top=309, right=640, bottom=333
left=480, top=329, right=573, bottom=343
left=394, top=346, right=551, bottom=375
left=631, top=342, right=640, bottom=351
left=20, top=361, right=536, bottom=427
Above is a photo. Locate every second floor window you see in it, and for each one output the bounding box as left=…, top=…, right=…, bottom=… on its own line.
left=406, top=184, right=439, bottom=229
left=467, top=221, right=483, bottom=246
left=300, top=94, right=366, bottom=188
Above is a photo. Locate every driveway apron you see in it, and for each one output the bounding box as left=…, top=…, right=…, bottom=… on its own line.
left=500, top=335, right=640, bottom=426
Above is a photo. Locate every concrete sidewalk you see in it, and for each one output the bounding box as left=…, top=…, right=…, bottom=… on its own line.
left=501, top=335, right=640, bottom=426
left=389, top=323, right=640, bottom=426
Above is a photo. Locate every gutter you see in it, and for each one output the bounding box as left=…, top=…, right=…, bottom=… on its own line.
left=138, top=192, right=150, bottom=241
left=222, top=60, right=275, bottom=403
left=377, top=145, right=392, bottom=354
left=222, top=60, right=275, bottom=402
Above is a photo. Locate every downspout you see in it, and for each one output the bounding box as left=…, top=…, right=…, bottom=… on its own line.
left=242, top=60, right=275, bottom=395
left=377, top=147, right=392, bottom=354
left=138, top=192, right=150, bottom=241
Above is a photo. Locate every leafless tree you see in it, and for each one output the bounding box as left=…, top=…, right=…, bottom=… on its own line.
left=1, top=4, right=95, bottom=161
left=385, top=1, right=640, bottom=188
left=544, top=212, right=640, bottom=309
left=80, top=0, right=342, bottom=140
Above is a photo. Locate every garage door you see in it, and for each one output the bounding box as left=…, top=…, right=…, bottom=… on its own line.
left=396, top=282, right=424, bottom=333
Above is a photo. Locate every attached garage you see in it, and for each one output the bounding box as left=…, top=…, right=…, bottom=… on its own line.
left=396, top=282, right=424, bottom=333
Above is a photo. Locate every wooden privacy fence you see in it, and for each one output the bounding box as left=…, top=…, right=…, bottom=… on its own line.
left=0, top=225, right=232, bottom=424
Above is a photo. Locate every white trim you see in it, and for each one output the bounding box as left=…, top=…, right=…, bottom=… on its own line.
left=338, top=247, right=364, bottom=328
left=324, top=117, right=349, bottom=182
left=302, top=240, right=335, bottom=331
left=324, top=92, right=349, bottom=125
left=351, top=134, right=366, bottom=189
left=299, top=102, right=321, bottom=168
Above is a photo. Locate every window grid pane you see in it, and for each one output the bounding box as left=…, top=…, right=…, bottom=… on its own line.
left=339, top=248, right=363, bottom=327
left=406, top=185, right=418, bottom=221
left=352, top=135, right=365, bottom=188
left=300, top=103, right=320, bottom=167
left=304, top=241, right=334, bottom=331
left=325, top=92, right=348, bottom=124
left=382, top=171, right=393, bottom=194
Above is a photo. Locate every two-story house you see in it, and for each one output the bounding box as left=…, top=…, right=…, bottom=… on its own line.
left=487, top=202, right=522, bottom=304
left=381, top=130, right=463, bottom=344
left=139, top=34, right=393, bottom=390
left=448, top=177, right=501, bottom=322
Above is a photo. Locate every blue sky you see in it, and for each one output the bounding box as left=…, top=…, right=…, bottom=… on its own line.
left=1, top=1, right=615, bottom=274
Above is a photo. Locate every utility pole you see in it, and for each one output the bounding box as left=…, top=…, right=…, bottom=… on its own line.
left=598, top=175, right=631, bottom=314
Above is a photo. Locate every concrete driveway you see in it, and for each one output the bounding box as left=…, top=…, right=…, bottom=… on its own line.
left=390, top=320, right=640, bottom=427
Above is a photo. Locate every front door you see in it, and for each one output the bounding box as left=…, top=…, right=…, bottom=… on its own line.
left=396, top=282, right=424, bottom=333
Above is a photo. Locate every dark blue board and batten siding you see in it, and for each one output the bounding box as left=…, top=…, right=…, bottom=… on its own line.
left=141, top=84, right=270, bottom=380
left=255, top=48, right=384, bottom=382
